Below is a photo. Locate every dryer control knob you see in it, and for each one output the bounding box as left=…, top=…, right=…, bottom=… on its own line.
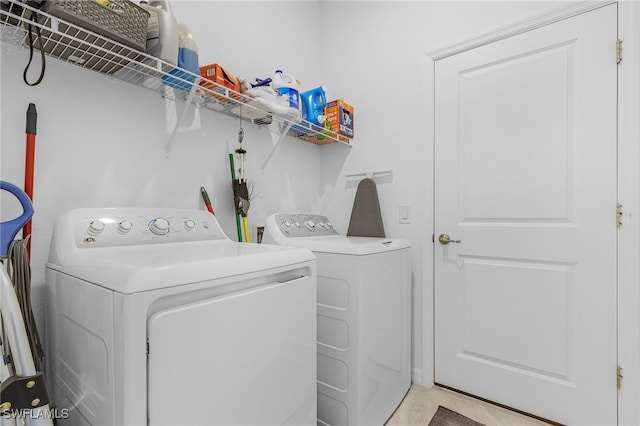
left=184, top=219, right=196, bottom=231
left=117, top=220, right=133, bottom=234
left=88, top=220, right=105, bottom=235
left=149, top=217, right=170, bottom=235
left=305, top=220, right=315, bottom=230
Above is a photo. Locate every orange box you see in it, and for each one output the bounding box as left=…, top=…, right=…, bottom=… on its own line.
left=324, top=99, right=354, bottom=138
left=199, top=63, right=241, bottom=101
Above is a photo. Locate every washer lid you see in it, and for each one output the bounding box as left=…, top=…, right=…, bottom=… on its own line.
left=284, top=235, right=411, bottom=255
left=46, top=240, right=315, bottom=294
left=46, top=208, right=315, bottom=294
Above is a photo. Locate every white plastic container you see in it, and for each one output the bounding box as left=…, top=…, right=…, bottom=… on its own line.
left=162, top=23, right=200, bottom=94
left=140, top=0, right=178, bottom=65
left=176, top=23, right=199, bottom=75
left=272, top=70, right=300, bottom=111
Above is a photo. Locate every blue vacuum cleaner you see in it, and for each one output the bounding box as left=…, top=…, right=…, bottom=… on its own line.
left=0, top=180, right=53, bottom=425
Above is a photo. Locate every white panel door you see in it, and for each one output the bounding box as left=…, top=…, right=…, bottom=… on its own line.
left=434, top=5, right=617, bottom=425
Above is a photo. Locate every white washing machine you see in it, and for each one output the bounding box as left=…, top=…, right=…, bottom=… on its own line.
left=45, top=208, right=317, bottom=426
left=263, top=213, right=411, bottom=426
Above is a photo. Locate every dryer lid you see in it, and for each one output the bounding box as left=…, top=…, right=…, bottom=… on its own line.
left=263, top=213, right=411, bottom=255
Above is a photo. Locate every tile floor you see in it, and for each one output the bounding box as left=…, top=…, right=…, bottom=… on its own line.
left=386, top=384, right=552, bottom=425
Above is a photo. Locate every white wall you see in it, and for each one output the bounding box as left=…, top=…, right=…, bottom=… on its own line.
left=6, top=0, right=620, bottom=396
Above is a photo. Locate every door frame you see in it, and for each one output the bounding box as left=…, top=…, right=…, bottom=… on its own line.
left=421, top=2, right=640, bottom=424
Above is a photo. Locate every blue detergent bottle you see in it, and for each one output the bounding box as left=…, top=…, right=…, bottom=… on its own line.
left=293, top=86, right=328, bottom=134
left=162, top=23, right=199, bottom=91
left=301, top=86, right=327, bottom=125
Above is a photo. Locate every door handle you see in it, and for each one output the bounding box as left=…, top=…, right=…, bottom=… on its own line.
left=438, top=234, right=461, bottom=245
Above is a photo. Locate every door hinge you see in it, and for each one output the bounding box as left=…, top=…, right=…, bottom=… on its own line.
left=616, top=203, right=623, bottom=228
left=617, top=365, right=623, bottom=390
left=616, top=39, right=623, bottom=64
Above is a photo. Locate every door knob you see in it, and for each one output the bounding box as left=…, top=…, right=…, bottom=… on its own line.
left=438, top=234, right=461, bottom=245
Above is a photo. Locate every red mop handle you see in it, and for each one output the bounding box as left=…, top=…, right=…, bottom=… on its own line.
left=25, top=134, right=35, bottom=198
left=24, top=103, right=37, bottom=256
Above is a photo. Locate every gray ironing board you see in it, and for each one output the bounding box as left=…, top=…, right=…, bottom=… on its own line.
left=347, top=178, right=385, bottom=237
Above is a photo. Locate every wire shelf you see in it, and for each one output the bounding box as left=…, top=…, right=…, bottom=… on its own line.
left=0, top=0, right=351, bottom=147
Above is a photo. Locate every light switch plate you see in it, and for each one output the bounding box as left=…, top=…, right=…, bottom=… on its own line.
left=399, top=205, right=411, bottom=224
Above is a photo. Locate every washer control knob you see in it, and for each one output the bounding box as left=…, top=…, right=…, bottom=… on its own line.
left=117, top=220, right=133, bottom=234
left=292, top=221, right=301, bottom=230
left=149, top=217, right=170, bottom=235
left=88, top=220, right=105, bottom=235
left=326, top=222, right=333, bottom=229
left=281, top=221, right=291, bottom=231
left=305, top=220, right=315, bottom=230
left=184, top=219, right=196, bottom=231
left=317, top=222, right=326, bottom=229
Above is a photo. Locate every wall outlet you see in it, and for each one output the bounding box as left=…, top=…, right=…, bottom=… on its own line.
left=399, top=205, right=411, bottom=224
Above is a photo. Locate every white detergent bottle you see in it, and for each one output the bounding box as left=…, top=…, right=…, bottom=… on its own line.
left=176, top=23, right=199, bottom=76
left=140, top=0, right=178, bottom=65
left=272, top=70, right=300, bottom=111
left=162, top=23, right=201, bottom=93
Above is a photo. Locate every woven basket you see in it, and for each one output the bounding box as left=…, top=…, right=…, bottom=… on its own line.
left=43, top=0, right=149, bottom=51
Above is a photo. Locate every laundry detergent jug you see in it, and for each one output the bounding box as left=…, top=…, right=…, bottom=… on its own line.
left=140, top=0, right=178, bottom=66
left=272, top=70, right=300, bottom=111
left=301, top=86, right=327, bottom=125
left=162, top=23, right=200, bottom=91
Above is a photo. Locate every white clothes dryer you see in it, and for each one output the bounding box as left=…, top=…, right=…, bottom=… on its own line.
left=263, top=213, right=411, bottom=426
left=45, top=208, right=317, bottom=426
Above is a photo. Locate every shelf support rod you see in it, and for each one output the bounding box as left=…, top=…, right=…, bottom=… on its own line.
left=345, top=169, right=394, bottom=180
left=261, top=121, right=294, bottom=171
left=165, top=82, right=199, bottom=155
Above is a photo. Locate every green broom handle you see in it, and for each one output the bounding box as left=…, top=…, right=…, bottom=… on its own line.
left=229, top=153, right=243, bottom=242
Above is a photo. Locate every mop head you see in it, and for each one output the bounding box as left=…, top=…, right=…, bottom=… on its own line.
left=232, top=179, right=250, bottom=216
